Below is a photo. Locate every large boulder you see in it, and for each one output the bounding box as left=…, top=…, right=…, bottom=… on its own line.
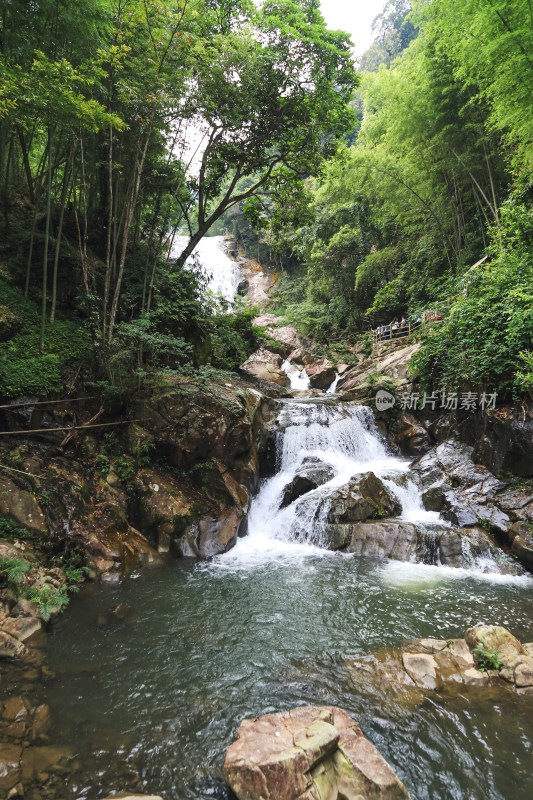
left=327, top=472, right=401, bottom=525
left=511, top=530, right=533, bottom=572
left=135, top=375, right=276, bottom=490
left=223, top=706, right=411, bottom=800
left=241, top=347, right=290, bottom=387
left=177, top=509, right=242, bottom=558
left=287, top=348, right=312, bottom=367
left=0, top=479, right=46, bottom=533
left=410, top=442, right=515, bottom=538
left=305, top=359, right=336, bottom=390
left=280, top=457, right=335, bottom=509
left=131, top=469, right=198, bottom=553
left=344, top=520, right=419, bottom=560
left=392, top=414, right=432, bottom=457
left=464, top=625, right=533, bottom=686
left=321, top=520, right=418, bottom=557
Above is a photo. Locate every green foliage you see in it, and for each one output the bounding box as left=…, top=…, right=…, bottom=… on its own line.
left=473, top=644, right=502, bottom=672
left=95, top=454, right=110, bottom=477
left=413, top=0, right=533, bottom=174
left=412, top=191, right=533, bottom=395
left=28, top=583, right=71, bottom=623
left=209, top=305, right=261, bottom=370
left=132, top=440, right=155, bottom=467
left=0, top=279, right=90, bottom=397
left=114, top=455, right=136, bottom=486
left=0, top=517, right=42, bottom=541
left=516, top=351, right=533, bottom=399
left=0, top=555, right=31, bottom=588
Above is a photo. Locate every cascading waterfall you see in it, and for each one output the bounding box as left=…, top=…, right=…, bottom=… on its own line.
left=171, top=234, right=243, bottom=305
left=281, top=360, right=311, bottom=390
left=221, top=398, right=525, bottom=579
left=326, top=373, right=341, bottom=394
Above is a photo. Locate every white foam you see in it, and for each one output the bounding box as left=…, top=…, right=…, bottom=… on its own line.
left=326, top=373, right=341, bottom=394
left=281, top=361, right=311, bottom=390
left=379, top=560, right=532, bottom=588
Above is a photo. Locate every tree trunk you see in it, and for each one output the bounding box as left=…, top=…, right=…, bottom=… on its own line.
left=50, top=148, right=71, bottom=323
left=40, top=128, right=53, bottom=352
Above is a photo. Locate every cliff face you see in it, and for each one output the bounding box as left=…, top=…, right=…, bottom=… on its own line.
left=0, top=372, right=280, bottom=655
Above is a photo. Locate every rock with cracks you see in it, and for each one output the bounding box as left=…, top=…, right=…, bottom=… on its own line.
left=223, top=705, right=411, bottom=800
left=327, top=472, right=401, bottom=525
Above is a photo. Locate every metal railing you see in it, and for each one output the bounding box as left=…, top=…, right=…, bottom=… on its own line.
left=371, top=311, right=443, bottom=344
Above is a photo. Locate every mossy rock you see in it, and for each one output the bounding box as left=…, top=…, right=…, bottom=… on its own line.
left=0, top=304, right=21, bottom=342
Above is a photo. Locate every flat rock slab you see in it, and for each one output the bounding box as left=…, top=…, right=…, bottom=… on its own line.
left=402, top=653, right=438, bottom=689
left=223, top=705, right=411, bottom=800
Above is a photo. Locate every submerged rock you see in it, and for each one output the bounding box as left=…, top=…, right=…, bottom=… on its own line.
left=99, top=795, right=164, bottom=800
left=223, top=705, right=411, bottom=800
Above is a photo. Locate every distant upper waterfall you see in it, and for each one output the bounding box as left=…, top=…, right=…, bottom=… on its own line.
left=171, top=235, right=244, bottom=305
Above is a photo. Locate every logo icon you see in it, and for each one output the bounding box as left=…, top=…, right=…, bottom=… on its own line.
left=375, top=389, right=395, bottom=411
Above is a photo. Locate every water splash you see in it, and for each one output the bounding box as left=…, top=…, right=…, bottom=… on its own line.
left=281, top=360, right=311, bottom=390
left=326, top=373, right=341, bottom=394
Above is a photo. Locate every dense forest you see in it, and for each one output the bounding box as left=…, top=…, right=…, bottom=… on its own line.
left=1, top=0, right=532, bottom=400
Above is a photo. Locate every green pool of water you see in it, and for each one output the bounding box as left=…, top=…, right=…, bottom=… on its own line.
left=42, top=551, right=533, bottom=800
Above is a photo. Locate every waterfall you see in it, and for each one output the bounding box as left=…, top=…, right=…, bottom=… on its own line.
left=281, top=360, right=311, bottom=390
left=219, top=397, right=525, bottom=581
left=171, top=235, right=243, bottom=305
left=326, top=373, right=340, bottom=394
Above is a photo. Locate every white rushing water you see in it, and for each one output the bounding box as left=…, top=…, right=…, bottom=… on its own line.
left=281, top=360, right=311, bottom=390
left=326, top=373, right=341, bottom=394
left=218, top=398, right=528, bottom=583
left=171, top=235, right=243, bottom=305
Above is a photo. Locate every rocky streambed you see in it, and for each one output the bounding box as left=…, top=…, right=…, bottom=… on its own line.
left=2, top=349, right=533, bottom=798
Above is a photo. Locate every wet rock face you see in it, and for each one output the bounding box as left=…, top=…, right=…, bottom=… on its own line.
left=305, top=358, right=336, bottom=390
left=241, top=347, right=290, bottom=387
left=411, top=439, right=533, bottom=574
left=321, top=520, right=418, bottom=557
left=344, top=521, right=419, bottom=560
left=280, top=457, right=335, bottom=509
left=327, top=472, right=401, bottom=525
left=393, top=414, right=432, bottom=456
left=470, top=404, right=533, bottom=477
left=223, top=706, right=412, bottom=800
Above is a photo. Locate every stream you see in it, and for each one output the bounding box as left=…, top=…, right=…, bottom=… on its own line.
left=41, top=397, right=533, bottom=800
left=13, top=240, right=531, bottom=800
